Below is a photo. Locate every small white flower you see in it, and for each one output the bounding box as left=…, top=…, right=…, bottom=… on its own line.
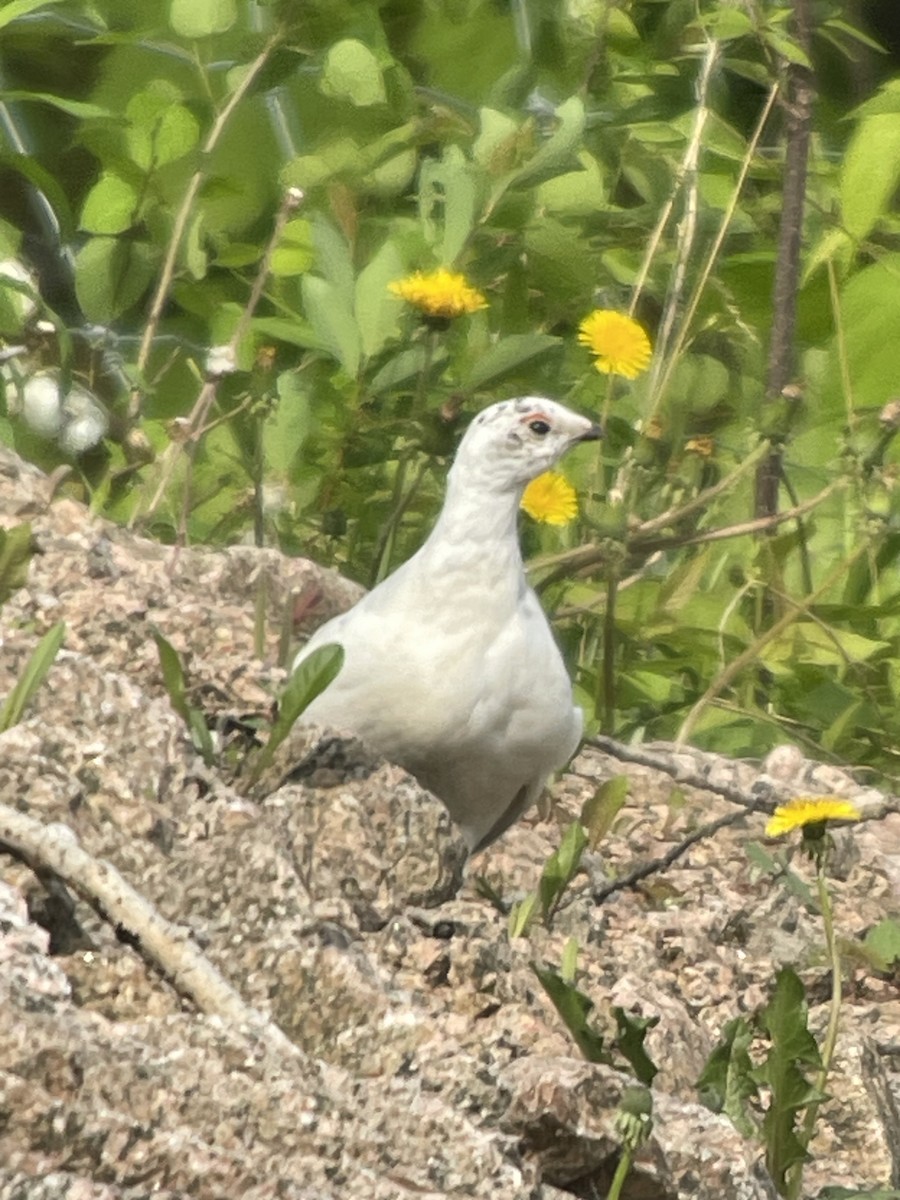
left=206, top=344, right=236, bottom=377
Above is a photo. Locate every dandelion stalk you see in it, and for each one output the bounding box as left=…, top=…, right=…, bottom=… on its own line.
left=785, top=842, right=844, bottom=1200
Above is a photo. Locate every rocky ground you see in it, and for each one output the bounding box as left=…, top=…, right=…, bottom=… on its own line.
left=1, top=444, right=899, bottom=1199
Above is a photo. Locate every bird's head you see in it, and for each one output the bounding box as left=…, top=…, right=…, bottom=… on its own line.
left=454, top=397, right=602, bottom=491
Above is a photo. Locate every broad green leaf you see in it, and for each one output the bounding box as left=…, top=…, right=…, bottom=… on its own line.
left=418, top=146, right=476, bottom=265
left=581, top=775, right=629, bottom=848
left=754, top=968, right=823, bottom=1191
left=354, top=239, right=404, bottom=358
left=251, top=643, right=344, bottom=782
left=464, top=333, right=560, bottom=390
left=0, top=622, right=65, bottom=732
left=270, top=218, right=314, bottom=277
left=474, top=107, right=521, bottom=174
left=697, top=1016, right=760, bottom=1138
left=0, top=523, right=35, bottom=605
left=126, top=92, right=200, bottom=169
left=536, top=151, right=606, bottom=216
left=321, top=39, right=386, bottom=107
left=74, top=237, right=157, bottom=322
left=700, top=8, right=753, bottom=39
left=263, top=373, right=310, bottom=475
left=761, top=27, right=812, bottom=68
left=863, top=918, right=900, bottom=970
left=0, top=0, right=65, bottom=31
left=511, top=95, right=585, bottom=187
left=369, top=345, right=450, bottom=395
left=301, top=274, right=361, bottom=377
left=532, top=963, right=608, bottom=1063
left=169, top=0, right=236, bottom=38
left=80, top=173, right=139, bottom=235
left=841, top=114, right=900, bottom=241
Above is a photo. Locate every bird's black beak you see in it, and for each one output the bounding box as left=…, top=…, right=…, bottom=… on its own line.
left=578, top=423, right=604, bottom=442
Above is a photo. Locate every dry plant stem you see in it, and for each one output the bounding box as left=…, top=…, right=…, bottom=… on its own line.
left=0, top=802, right=295, bottom=1054
left=590, top=798, right=769, bottom=905
left=646, top=37, right=718, bottom=396
left=676, top=538, right=870, bottom=745
left=649, top=84, right=779, bottom=414
left=142, top=187, right=303, bottom=528
left=756, top=0, right=814, bottom=523
left=827, top=258, right=854, bottom=429
left=601, top=572, right=618, bottom=732
left=533, top=477, right=839, bottom=589
left=785, top=859, right=843, bottom=1200
left=129, top=29, right=284, bottom=418
left=629, top=37, right=719, bottom=327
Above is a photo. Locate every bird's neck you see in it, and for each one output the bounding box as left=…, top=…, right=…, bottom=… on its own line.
left=418, top=462, right=525, bottom=576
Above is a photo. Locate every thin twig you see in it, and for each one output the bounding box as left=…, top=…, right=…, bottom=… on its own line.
left=0, top=802, right=295, bottom=1054
left=677, top=539, right=871, bottom=744
left=129, top=30, right=285, bottom=418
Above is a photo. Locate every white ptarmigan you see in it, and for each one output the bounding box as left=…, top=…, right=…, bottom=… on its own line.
left=293, top=396, right=602, bottom=853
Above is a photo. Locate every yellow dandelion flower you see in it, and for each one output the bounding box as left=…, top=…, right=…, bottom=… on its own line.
left=520, top=472, right=578, bottom=526
left=578, top=310, right=652, bottom=380
left=388, top=268, right=488, bottom=322
left=765, top=796, right=861, bottom=838
left=685, top=435, right=715, bottom=458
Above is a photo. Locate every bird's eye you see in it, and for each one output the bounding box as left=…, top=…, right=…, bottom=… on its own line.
left=528, top=419, right=551, bottom=436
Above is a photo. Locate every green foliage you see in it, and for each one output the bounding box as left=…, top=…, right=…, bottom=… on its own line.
left=532, top=959, right=659, bottom=1085
left=861, top=918, right=900, bottom=971
left=0, top=620, right=65, bottom=732
left=0, top=523, right=35, bottom=606
left=248, top=642, right=344, bottom=783
left=152, top=628, right=217, bottom=767
left=700, top=966, right=826, bottom=1196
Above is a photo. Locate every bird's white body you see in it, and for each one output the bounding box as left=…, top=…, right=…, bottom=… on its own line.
left=293, top=397, right=601, bottom=852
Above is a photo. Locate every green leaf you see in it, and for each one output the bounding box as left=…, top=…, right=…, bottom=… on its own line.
left=698, top=1016, right=760, bottom=1138
left=263, top=373, right=310, bottom=476
left=840, top=114, right=900, bottom=241
left=0, top=522, right=35, bottom=605
left=354, top=239, right=404, bottom=358
left=863, top=918, right=900, bottom=970
left=419, top=145, right=477, bottom=265
left=270, top=218, right=314, bottom=277
left=511, top=95, right=585, bottom=187
left=80, top=173, right=139, bottom=235
left=464, top=333, right=560, bottom=390
left=169, top=0, right=236, bottom=38
left=0, top=0, right=65, bottom=31
left=581, top=775, right=629, bottom=848
left=301, top=274, right=361, bottom=377
left=0, top=90, right=116, bottom=121
left=700, top=8, right=753, bottom=40
left=0, top=621, right=65, bottom=732
left=532, top=963, right=608, bottom=1063
left=151, top=629, right=216, bottom=766
left=320, top=39, right=387, bottom=107
left=539, top=819, right=587, bottom=924
left=126, top=92, right=200, bottom=169
left=251, top=643, right=344, bottom=782
left=508, top=890, right=539, bottom=939
left=754, top=968, right=823, bottom=1191
left=74, top=236, right=157, bottom=322
left=613, top=1007, right=659, bottom=1086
